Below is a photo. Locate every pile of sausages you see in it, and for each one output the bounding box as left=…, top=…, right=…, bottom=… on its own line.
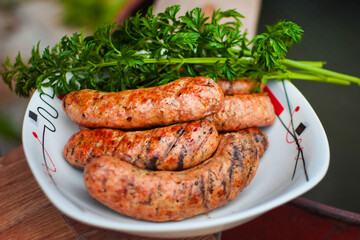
left=62, top=76, right=275, bottom=222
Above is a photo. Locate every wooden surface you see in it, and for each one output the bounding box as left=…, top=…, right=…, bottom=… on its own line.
left=0, top=146, right=217, bottom=240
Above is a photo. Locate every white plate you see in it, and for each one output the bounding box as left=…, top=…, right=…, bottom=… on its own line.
left=22, top=79, right=329, bottom=238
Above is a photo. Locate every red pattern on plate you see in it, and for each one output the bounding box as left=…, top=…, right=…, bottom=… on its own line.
left=264, top=86, right=284, bottom=115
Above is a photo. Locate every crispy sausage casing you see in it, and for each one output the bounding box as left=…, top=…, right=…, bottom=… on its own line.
left=62, top=77, right=224, bottom=129
left=83, top=131, right=259, bottom=222
left=240, top=128, right=269, bottom=158
left=206, top=93, right=275, bottom=132
left=217, top=79, right=265, bottom=94
left=64, top=120, right=219, bottom=170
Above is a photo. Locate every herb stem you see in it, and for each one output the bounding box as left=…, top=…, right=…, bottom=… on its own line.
left=296, top=61, right=324, bottom=68
left=143, top=57, right=228, bottom=64
left=268, top=71, right=351, bottom=85
left=280, top=59, right=360, bottom=85
left=66, top=56, right=252, bottom=73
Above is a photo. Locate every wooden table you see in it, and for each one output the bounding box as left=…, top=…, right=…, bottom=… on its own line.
left=0, top=146, right=217, bottom=240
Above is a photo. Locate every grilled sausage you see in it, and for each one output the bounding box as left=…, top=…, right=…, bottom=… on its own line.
left=239, top=128, right=269, bottom=158
left=64, top=120, right=219, bottom=170
left=206, top=93, right=275, bottom=132
left=62, top=77, right=224, bottom=129
left=83, top=131, right=259, bottom=222
left=217, top=79, right=265, bottom=94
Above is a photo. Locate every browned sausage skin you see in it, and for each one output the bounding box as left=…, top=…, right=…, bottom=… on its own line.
left=235, top=128, right=269, bottom=158
left=64, top=120, right=219, bottom=170
left=217, top=79, right=265, bottom=94
left=206, top=93, right=275, bottom=132
left=83, top=131, right=259, bottom=222
left=62, top=77, right=224, bottom=129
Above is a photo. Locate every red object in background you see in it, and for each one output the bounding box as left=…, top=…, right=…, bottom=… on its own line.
left=221, top=197, right=360, bottom=240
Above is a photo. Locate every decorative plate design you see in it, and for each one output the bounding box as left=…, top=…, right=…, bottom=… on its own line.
left=22, top=79, right=329, bottom=238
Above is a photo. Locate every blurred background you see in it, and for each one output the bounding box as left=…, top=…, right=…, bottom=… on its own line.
left=0, top=0, right=359, bottom=213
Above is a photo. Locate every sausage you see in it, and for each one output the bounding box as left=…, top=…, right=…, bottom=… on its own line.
left=62, top=77, right=224, bottom=129
left=217, top=79, right=265, bottom=94
left=64, top=120, right=219, bottom=170
left=206, top=93, right=276, bottom=132
left=238, top=128, right=269, bottom=158
left=83, top=131, right=259, bottom=222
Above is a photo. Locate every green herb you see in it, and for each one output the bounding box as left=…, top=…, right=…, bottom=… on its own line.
left=1, top=5, right=359, bottom=97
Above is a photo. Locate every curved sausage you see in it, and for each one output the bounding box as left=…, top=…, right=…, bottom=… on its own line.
left=206, top=93, right=276, bottom=132
left=238, top=128, right=269, bottom=158
left=217, top=79, right=265, bottom=94
left=64, top=120, right=219, bottom=170
left=62, top=77, right=224, bottom=129
left=83, top=131, right=259, bottom=222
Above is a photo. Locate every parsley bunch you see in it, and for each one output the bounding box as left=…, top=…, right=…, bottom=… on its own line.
left=1, top=5, right=359, bottom=97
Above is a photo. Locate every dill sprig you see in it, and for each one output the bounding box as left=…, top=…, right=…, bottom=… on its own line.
left=1, top=5, right=359, bottom=97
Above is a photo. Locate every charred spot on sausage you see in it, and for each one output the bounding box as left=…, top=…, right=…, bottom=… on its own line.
left=101, top=176, right=107, bottom=192
left=176, top=127, right=185, bottom=136
left=178, top=146, right=187, bottom=170
left=229, top=142, right=242, bottom=180
left=148, top=156, right=159, bottom=170
left=208, top=169, right=214, bottom=194
left=199, top=176, right=208, bottom=210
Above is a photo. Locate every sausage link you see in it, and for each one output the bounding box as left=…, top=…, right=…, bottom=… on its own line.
left=206, top=93, right=275, bottom=132
left=64, top=120, right=219, bottom=170
left=62, top=77, right=224, bottom=129
left=217, top=79, right=265, bottom=94
left=83, top=131, right=259, bottom=222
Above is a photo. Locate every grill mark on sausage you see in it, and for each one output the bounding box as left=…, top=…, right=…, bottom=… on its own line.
left=98, top=163, right=109, bottom=193
left=199, top=175, right=208, bottom=210
left=222, top=180, right=228, bottom=201
left=208, top=169, right=214, bottom=194
left=227, top=140, right=244, bottom=200
left=178, top=147, right=186, bottom=170
left=144, top=127, right=161, bottom=170
left=127, top=179, right=136, bottom=197
left=135, top=132, right=151, bottom=168
left=148, top=156, right=159, bottom=170
left=229, top=142, right=241, bottom=180
left=140, top=191, right=152, bottom=205
left=172, top=81, right=186, bottom=101
left=164, top=123, right=189, bottom=161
